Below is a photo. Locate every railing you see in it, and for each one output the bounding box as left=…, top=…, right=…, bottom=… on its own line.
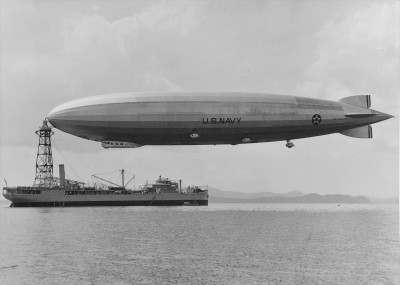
left=3, top=188, right=42, bottom=195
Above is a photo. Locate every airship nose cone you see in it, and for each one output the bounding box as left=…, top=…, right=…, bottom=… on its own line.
left=48, top=108, right=57, bottom=120
left=47, top=105, right=64, bottom=126
left=47, top=100, right=79, bottom=131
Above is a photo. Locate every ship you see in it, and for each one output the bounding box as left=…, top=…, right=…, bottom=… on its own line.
left=2, top=121, right=208, bottom=207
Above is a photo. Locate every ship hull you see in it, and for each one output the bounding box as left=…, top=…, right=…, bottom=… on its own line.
left=8, top=200, right=208, bottom=207
left=3, top=188, right=208, bottom=207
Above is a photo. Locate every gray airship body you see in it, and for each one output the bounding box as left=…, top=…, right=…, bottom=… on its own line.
left=48, top=92, right=392, bottom=148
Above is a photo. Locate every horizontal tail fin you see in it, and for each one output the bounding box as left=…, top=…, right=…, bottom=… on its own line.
left=340, top=125, right=372, bottom=138
left=339, top=95, right=371, bottom=109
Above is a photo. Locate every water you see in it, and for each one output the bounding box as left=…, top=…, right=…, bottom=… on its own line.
left=1, top=201, right=398, bottom=285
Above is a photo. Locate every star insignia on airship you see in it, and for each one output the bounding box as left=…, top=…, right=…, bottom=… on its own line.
left=312, top=114, right=322, bottom=125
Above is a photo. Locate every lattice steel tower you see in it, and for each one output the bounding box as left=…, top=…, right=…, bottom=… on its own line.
left=33, top=120, right=54, bottom=187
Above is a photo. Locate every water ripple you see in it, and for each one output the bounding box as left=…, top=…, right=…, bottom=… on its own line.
left=1, top=202, right=398, bottom=284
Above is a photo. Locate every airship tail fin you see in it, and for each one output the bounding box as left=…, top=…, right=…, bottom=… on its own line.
left=340, top=125, right=372, bottom=138
left=339, top=95, right=371, bottom=109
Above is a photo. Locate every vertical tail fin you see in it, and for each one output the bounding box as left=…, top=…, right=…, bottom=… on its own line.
left=339, top=95, right=371, bottom=109
left=340, top=125, right=373, bottom=138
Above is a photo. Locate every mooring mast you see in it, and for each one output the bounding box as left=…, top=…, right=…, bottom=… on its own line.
left=33, top=120, right=54, bottom=187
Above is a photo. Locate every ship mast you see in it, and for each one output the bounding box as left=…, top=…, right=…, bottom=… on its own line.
left=33, top=120, right=54, bottom=187
left=121, top=169, right=124, bottom=188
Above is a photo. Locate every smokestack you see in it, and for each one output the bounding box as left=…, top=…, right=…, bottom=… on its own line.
left=59, top=164, right=65, bottom=188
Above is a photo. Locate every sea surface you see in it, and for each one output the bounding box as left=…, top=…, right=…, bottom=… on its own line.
left=0, top=201, right=399, bottom=285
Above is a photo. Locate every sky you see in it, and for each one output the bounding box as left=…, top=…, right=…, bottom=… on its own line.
left=0, top=0, right=399, bottom=198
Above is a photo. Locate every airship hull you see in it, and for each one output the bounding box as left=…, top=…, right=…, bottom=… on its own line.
left=48, top=92, right=391, bottom=146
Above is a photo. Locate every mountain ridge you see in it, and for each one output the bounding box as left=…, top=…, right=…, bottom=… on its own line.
left=207, top=187, right=372, bottom=203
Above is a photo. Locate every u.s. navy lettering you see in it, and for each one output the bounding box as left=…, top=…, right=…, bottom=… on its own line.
left=202, top=118, right=242, bottom=125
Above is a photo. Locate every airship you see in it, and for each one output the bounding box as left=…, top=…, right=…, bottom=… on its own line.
left=47, top=92, right=393, bottom=148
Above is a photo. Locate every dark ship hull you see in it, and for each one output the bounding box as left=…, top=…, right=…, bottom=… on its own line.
left=3, top=188, right=208, bottom=207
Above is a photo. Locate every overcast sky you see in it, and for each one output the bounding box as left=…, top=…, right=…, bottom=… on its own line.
left=0, top=0, right=398, bottom=198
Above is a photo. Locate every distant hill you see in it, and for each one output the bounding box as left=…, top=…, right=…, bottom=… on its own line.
left=208, top=187, right=304, bottom=199
left=368, top=196, right=399, bottom=204
left=208, top=187, right=371, bottom=204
